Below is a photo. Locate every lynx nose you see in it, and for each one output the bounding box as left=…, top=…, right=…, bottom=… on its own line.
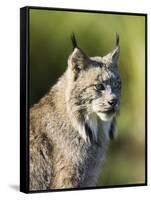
left=108, top=98, right=118, bottom=107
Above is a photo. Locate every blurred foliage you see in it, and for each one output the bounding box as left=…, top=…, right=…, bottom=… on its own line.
left=29, top=9, right=146, bottom=186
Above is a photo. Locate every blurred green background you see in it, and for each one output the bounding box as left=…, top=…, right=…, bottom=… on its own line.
left=29, top=8, right=146, bottom=186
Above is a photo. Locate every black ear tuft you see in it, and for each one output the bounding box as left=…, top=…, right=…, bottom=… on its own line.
left=71, top=33, right=78, bottom=49
left=116, top=32, right=120, bottom=46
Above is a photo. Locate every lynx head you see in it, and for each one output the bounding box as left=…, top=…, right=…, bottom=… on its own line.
left=66, top=33, right=122, bottom=142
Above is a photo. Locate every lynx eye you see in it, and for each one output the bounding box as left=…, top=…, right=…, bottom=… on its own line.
left=113, top=80, right=121, bottom=88
left=113, top=82, right=119, bottom=87
left=95, top=83, right=105, bottom=91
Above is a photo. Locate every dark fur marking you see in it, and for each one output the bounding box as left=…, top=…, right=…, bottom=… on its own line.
left=85, top=123, right=93, bottom=143
left=40, top=149, right=46, bottom=160
left=109, top=118, right=116, bottom=140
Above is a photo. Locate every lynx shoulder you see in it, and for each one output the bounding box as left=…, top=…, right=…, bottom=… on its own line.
left=30, top=33, right=122, bottom=191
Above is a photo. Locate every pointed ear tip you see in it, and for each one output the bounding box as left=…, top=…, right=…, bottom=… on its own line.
left=72, top=47, right=79, bottom=55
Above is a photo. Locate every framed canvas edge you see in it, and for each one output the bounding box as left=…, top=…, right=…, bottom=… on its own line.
left=20, top=5, right=148, bottom=194
left=20, top=7, right=30, bottom=193
left=22, top=5, right=147, bottom=16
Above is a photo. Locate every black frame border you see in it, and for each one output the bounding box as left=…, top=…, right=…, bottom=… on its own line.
left=20, top=6, right=147, bottom=194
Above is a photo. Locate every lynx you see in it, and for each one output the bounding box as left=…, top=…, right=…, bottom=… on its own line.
left=30, top=33, right=122, bottom=191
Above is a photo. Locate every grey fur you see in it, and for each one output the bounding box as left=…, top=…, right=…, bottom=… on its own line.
left=29, top=34, right=122, bottom=191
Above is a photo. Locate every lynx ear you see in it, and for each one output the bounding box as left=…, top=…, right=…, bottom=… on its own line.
left=68, top=34, right=88, bottom=78
left=69, top=48, right=88, bottom=70
left=103, top=33, right=120, bottom=63
left=111, top=33, right=120, bottom=62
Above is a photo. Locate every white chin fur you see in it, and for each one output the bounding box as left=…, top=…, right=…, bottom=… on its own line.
left=97, top=112, right=114, bottom=121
